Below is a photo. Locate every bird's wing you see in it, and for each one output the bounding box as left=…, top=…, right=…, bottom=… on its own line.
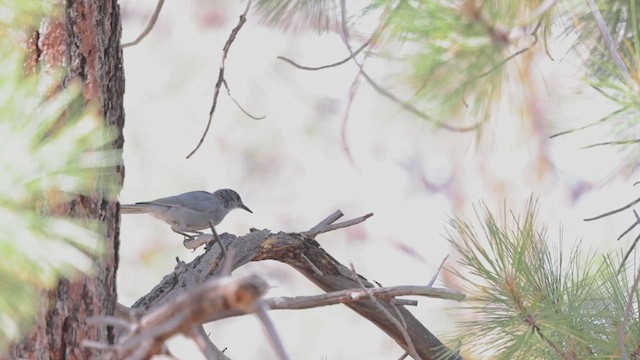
left=146, top=191, right=214, bottom=212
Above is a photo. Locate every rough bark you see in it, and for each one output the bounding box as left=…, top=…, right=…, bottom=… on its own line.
left=132, top=214, right=462, bottom=360
left=8, top=0, right=125, bottom=358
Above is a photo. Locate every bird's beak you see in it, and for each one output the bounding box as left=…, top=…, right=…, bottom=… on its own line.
left=240, top=204, right=252, bottom=213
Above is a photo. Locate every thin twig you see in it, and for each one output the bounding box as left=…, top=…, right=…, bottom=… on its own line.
left=349, top=263, right=421, bottom=360
left=428, top=255, right=449, bottom=287
left=585, top=0, right=632, bottom=82
left=187, top=0, right=253, bottom=159
left=618, top=264, right=640, bottom=360
left=303, top=212, right=373, bottom=237
left=582, top=139, right=640, bottom=149
left=276, top=35, right=373, bottom=71
left=305, top=210, right=344, bottom=234
left=341, top=70, right=362, bottom=167
left=584, top=196, right=640, bottom=221
left=550, top=107, right=628, bottom=139
left=122, top=0, right=165, bottom=48
left=619, top=210, right=640, bottom=273
left=221, top=79, right=265, bottom=120
left=189, top=325, right=228, bottom=360
left=536, top=326, right=575, bottom=360
left=254, top=301, right=291, bottom=360
left=617, top=217, right=639, bottom=241
left=265, top=284, right=465, bottom=310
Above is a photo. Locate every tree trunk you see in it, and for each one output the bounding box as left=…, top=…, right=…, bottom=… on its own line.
left=8, top=0, right=125, bottom=358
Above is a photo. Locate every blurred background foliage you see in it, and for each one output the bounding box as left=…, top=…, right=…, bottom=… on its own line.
left=255, top=0, right=640, bottom=176
left=0, top=0, right=630, bottom=357
left=248, top=0, right=640, bottom=358
left=0, top=0, right=119, bottom=351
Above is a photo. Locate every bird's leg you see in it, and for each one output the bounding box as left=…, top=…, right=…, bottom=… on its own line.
left=173, top=230, right=203, bottom=240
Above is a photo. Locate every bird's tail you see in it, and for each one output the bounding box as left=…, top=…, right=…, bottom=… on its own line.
left=119, top=204, right=148, bottom=214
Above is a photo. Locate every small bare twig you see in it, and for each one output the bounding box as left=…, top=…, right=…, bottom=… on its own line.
left=254, top=301, right=291, bottom=360
left=618, top=264, right=640, bottom=360
left=582, top=139, right=640, bottom=149
left=189, top=325, right=229, bottom=360
left=341, top=70, right=362, bottom=166
left=428, top=255, right=450, bottom=287
left=305, top=210, right=344, bottom=234
left=122, top=0, right=165, bottom=48
left=617, top=212, right=640, bottom=241
left=303, top=212, right=373, bottom=237
left=619, top=210, right=640, bottom=273
left=584, top=196, right=640, bottom=222
left=265, top=284, right=465, bottom=310
left=550, top=107, right=628, bottom=139
left=276, top=35, right=374, bottom=71
left=349, top=263, right=421, bottom=360
left=221, top=79, right=265, bottom=120
left=186, top=0, right=253, bottom=159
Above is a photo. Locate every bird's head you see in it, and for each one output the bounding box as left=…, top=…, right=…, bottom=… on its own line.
left=215, top=189, right=252, bottom=213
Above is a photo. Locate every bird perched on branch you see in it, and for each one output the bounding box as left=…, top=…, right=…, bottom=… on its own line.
left=120, top=189, right=252, bottom=239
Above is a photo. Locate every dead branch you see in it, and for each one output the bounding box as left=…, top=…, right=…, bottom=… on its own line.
left=84, top=274, right=269, bottom=359
left=265, top=284, right=464, bottom=310
left=129, top=211, right=464, bottom=360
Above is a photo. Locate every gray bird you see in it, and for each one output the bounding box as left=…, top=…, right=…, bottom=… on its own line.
left=120, top=189, right=252, bottom=239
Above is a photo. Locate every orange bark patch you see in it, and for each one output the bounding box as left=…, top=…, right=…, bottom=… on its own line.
left=73, top=1, right=99, bottom=101
left=39, top=19, right=66, bottom=69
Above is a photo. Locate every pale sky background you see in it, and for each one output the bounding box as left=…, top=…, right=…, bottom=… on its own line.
left=117, top=1, right=635, bottom=359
